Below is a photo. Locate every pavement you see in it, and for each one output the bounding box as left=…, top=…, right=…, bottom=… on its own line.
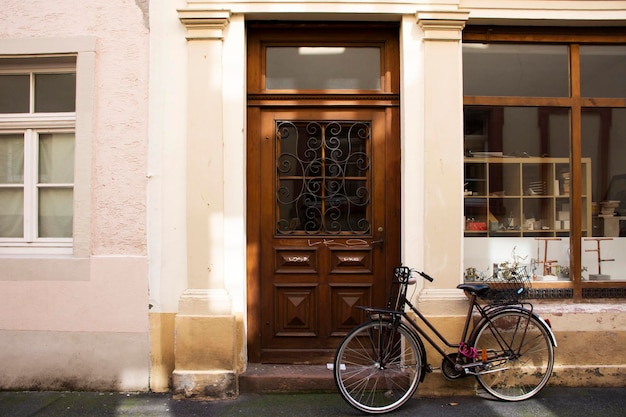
left=1, top=387, right=626, bottom=417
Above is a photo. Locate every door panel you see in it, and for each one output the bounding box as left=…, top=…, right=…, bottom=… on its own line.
left=257, top=109, right=397, bottom=363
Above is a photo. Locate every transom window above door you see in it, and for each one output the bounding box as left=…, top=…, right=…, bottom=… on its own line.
left=247, top=22, right=399, bottom=97
left=265, top=46, right=381, bottom=90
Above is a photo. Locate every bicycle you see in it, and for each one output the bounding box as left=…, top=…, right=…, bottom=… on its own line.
left=333, top=265, right=556, bottom=414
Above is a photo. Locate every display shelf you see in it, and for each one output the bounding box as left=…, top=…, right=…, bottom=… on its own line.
left=464, top=157, right=591, bottom=237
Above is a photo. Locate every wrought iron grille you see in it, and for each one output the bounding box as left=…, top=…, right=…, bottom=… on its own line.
left=275, top=120, right=371, bottom=235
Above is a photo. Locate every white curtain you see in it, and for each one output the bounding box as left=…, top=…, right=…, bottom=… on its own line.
left=0, top=134, right=24, bottom=237
left=38, top=132, right=74, bottom=238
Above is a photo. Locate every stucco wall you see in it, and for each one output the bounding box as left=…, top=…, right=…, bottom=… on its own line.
left=0, top=0, right=150, bottom=390
left=148, top=0, right=626, bottom=397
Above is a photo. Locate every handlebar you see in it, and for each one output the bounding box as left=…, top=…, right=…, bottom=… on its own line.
left=415, top=270, right=435, bottom=282
left=395, top=266, right=434, bottom=284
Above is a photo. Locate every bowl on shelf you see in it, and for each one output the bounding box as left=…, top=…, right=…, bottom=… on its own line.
left=467, top=221, right=487, bottom=231
left=600, top=200, right=620, bottom=216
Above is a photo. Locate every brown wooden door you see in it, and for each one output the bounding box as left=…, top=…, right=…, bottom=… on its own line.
left=250, top=107, right=400, bottom=363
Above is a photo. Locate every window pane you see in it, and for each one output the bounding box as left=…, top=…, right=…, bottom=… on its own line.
left=266, top=47, right=381, bottom=90
left=0, top=188, right=23, bottom=237
left=585, top=108, right=626, bottom=235
left=581, top=45, right=626, bottom=98
left=464, top=107, right=574, bottom=282
left=463, top=44, right=569, bottom=97
left=39, top=133, right=74, bottom=183
left=464, top=107, right=569, bottom=158
left=0, top=74, right=29, bottom=113
left=34, top=73, right=76, bottom=112
left=39, top=188, right=73, bottom=238
left=0, top=134, right=24, bottom=183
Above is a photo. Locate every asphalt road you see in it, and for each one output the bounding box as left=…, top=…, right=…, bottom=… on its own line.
left=1, top=387, right=625, bottom=417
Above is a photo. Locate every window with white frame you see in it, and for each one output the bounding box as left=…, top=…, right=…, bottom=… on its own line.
left=0, top=56, right=76, bottom=249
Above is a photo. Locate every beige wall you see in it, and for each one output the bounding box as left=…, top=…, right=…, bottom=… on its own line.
left=147, top=0, right=626, bottom=398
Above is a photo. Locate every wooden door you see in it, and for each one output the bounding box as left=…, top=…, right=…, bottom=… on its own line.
left=249, top=107, right=400, bottom=363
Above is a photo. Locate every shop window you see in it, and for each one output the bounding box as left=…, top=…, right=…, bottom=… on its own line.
left=462, top=29, right=626, bottom=299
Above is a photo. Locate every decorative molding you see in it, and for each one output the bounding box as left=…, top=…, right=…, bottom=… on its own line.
left=583, top=288, right=626, bottom=299
left=247, top=93, right=400, bottom=108
left=178, top=288, right=233, bottom=315
left=178, top=9, right=231, bottom=40
left=248, top=93, right=399, bottom=101
left=528, top=288, right=574, bottom=300
left=417, top=288, right=467, bottom=302
left=416, top=11, right=470, bottom=41
left=0, top=113, right=75, bottom=129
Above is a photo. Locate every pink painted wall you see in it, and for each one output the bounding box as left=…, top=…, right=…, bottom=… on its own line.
left=0, top=0, right=150, bottom=390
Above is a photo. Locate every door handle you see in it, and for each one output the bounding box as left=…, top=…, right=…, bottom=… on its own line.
left=372, top=226, right=384, bottom=248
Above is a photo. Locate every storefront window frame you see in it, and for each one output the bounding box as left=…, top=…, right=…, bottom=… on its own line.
left=462, top=26, right=626, bottom=301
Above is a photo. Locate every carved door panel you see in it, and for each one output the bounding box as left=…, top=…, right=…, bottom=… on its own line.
left=256, top=108, right=399, bottom=363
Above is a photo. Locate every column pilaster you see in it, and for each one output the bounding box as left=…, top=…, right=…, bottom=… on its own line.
left=415, top=11, right=469, bottom=309
left=173, top=8, right=237, bottom=400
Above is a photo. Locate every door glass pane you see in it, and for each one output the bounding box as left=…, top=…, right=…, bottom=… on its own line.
left=0, top=134, right=24, bottom=183
left=0, top=75, right=29, bottom=113
left=34, top=73, right=76, bottom=112
left=266, top=47, right=381, bottom=90
left=580, top=45, right=626, bottom=98
left=39, top=188, right=73, bottom=238
left=463, top=44, right=569, bottom=97
left=276, top=120, right=371, bottom=235
left=39, top=133, right=75, bottom=183
left=0, top=188, right=23, bottom=237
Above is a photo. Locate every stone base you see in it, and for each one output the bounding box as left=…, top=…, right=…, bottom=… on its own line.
left=172, top=314, right=239, bottom=399
left=238, top=363, right=626, bottom=396
left=172, top=370, right=238, bottom=400
left=550, top=365, right=626, bottom=387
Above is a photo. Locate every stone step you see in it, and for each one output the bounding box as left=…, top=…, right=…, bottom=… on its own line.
left=239, top=363, right=478, bottom=396
left=239, top=364, right=336, bottom=394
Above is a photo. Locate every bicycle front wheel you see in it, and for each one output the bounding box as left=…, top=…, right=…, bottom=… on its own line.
left=333, top=320, right=422, bottom=414
left=472, top=310, right=554, bottom=401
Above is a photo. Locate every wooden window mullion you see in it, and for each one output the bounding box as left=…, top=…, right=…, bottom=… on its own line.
left=569, top=44, right=583, bottom=300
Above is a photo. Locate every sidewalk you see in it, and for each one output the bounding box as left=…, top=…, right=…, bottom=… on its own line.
left=1, top=387, right=625, bottom=417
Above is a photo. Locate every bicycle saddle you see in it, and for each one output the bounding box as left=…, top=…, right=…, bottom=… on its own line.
left=457, top=283, right=490, bottom=296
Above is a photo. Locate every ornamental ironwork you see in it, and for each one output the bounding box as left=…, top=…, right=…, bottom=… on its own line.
left=275, top=120, right=371, bottom=235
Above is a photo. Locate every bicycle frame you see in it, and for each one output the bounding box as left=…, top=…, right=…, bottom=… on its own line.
left=364, top=284, right=551, bottom=376
left=397, top=292, right=493, bottom=367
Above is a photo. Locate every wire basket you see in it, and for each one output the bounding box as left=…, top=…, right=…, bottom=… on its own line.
left=481, top=265, right=531, bottom=304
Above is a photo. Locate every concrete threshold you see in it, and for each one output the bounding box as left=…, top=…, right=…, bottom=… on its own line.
left=239, top=364, right=336, bottom=394
left=239, top=363, right=479, bottom=397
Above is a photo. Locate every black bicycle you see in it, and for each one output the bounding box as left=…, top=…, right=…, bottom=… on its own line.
left=333, top=266, right=556, bottom=414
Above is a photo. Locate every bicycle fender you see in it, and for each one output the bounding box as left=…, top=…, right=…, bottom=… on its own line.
left=472, top=306, right=557, bottom=348
left=535, top=313, right=557, bottom=348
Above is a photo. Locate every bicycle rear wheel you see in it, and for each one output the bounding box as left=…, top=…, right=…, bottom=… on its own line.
left=472, top=310, right=554, bottom=401
left=334, top=320, right=422, bottom=414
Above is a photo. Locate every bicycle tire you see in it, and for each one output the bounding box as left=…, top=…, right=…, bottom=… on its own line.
left=334, top=320, right=422, bottom=414
left=472, top=309, right=554, bottom=401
